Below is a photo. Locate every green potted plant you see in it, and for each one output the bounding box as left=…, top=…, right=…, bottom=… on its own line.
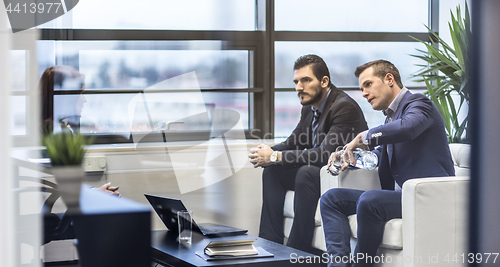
left=43, top=132, right=93, bottom=210
left=410, top=3, right=470, bottom=143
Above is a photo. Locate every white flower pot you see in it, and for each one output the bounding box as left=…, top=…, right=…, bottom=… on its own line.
left=51, top=166, right=84, bottom=211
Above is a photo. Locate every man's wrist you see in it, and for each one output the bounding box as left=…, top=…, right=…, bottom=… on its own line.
left=360, top=130, right=369, bottom=145
left=269, top=150, right=278, bottom=164
left=269, top=150, right=282, bottom=164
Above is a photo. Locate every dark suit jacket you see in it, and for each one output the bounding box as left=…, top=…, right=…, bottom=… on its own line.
left=366, top=91, right=455, bottom=190
left=273, top=86, right=368, bottom=167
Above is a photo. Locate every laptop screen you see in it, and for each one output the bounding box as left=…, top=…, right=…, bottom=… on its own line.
left=145, top=194, right=201, bottom=232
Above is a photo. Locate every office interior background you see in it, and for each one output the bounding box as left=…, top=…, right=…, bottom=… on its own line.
left=3, top=0, right=500, bottom=266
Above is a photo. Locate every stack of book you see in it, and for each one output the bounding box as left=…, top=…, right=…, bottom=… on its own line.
left=204, top=239, right=258, bottom=257
left=196, top=238, right=274, bottom=261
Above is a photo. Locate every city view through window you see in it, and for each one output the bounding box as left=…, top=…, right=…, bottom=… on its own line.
left=8, top=0, right=462, bottom=141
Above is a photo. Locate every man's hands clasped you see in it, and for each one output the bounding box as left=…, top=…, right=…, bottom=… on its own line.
left=248, top=144, right=277, bottom=168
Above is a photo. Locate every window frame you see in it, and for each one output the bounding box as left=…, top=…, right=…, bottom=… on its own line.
left=31, top=0, right=438, bottom=144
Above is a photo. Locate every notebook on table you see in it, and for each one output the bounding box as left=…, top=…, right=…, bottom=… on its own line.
left=195, top=247, right=274, bottom=261
left=204, top=239, right=258, bottom=256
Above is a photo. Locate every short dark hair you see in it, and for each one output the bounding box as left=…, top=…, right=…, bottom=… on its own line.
left=354, top=59, right=404, bottom=89
left=294, top=54, right=332, bottom=88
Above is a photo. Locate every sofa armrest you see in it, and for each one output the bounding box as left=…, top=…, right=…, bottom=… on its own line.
left=402, top=176, right=469, bottom=266
left=320, top=165, right=381, bottom=195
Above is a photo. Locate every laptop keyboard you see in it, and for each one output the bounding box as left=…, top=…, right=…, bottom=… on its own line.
left=199, top=225, right=233, bottom=235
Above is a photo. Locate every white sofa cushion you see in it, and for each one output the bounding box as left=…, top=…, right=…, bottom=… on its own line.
left=348, top=215, right=403, bottom=249
left=283, top=191, right=294, bottom=218
left=402, top=176, right=469, bottom=264
left=284, top=167, right=381, bottom=225
left=283, top=191, right=322, bottom=226
left=284, top=217, right=328, bottom=250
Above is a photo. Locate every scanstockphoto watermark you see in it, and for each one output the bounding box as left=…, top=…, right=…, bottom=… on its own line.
left=3, top=0, right=79, bottom=33
left=290, top=253, right=500, bottom=264
left=289, top=253, right=394, bottom=265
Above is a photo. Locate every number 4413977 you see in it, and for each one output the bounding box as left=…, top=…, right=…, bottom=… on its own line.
left=6, top=2, right=62, bottom=14
left=444, top=253, right=499, bottom=264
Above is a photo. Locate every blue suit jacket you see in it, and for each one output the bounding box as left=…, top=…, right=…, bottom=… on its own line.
left=366, top=91, right=455, bottom=190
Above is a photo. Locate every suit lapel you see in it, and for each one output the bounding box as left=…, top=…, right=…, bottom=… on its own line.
left=304, top=86, right=338, bottom=146
left=386, top=91, right=412, bottom=166
left=317, top=86, right=339, bottom=130
left=392, top=91, right=412, bottom=120
left=305, top=110, right=314, bottom=145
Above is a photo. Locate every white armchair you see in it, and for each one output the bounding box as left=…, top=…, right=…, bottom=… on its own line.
left=283, top=143, right=470, bottom=266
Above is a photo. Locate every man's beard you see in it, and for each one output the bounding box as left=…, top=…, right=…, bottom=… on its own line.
left=299, top=87, right=324, bottom=106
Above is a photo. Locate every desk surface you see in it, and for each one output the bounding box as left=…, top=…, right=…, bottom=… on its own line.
left=151, top=230, right=325, bottom=267
left=78, top=185, right=150, bottom=214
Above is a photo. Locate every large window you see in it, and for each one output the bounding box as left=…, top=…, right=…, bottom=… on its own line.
left=274, top=41, right=427, bottom=135
left=37, top=41, right=252, bottom=138
left=38, top=0, right=256, bottom=30
left=275, top=42, right=426, bottom=88
left=38, top=41, right=250, bottom=89
left=273, top=0, right=432, bottom=137
left=27, top=0, right=437, bottom=143
left=275, top=0, right=428, bottom=32
left=9, top=50, right=28, bottom=136
left=36, top=34, right=260, bottom=142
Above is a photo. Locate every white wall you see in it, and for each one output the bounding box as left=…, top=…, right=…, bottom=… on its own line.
left=0, top=4, right=14, bottom=266
left=2, top=9, right=43, bottom=266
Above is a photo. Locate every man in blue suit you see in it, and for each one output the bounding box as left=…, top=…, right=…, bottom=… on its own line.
left=320, top=60, right=455, bottom=267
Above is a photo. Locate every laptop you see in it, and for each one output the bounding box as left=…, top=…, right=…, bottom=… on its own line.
left=145, top=194, right=248, bottom=237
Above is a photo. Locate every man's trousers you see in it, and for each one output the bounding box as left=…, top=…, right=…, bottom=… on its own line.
left=320, top=188, right=402, bottom=267
left=259, top=164, right=321, bottom=254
